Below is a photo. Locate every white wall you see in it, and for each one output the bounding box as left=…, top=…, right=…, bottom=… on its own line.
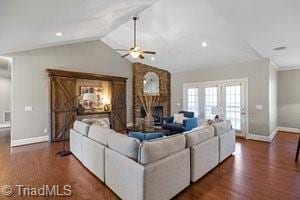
left=0, top=77, right=11, bottom=123
left=278, top=69, right=300, bottom=128
left=268, top=62, right=278, bottom=133
left=171, top=58, right=271, bottom=136
left=7, top=40, right=132, bottom=141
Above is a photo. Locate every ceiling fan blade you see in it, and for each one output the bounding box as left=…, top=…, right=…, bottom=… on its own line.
left=115, top=49, right=129, bottom=51
left=121, top=53, right=130, bottom=58
left=139, top=54, right=145, bottom=59
left=142, top=51, right=156, bottom=55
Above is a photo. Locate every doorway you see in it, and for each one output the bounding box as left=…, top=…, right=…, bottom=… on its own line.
left=0, top=57, right=12, bottom=139
left=183, top=78, right=248, bottom=137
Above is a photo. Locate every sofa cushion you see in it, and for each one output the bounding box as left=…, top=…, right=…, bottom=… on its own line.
left=139, top=134, right=186, bottom=165
left=183, top=118, right=198, bottom=131
left=212, top=120, right=232, bottom=136
left=128, top=132, right=164, bottom=142
left=185, top=126, right=215, bottom=147
left=88, top=125, right=110, bottom=146
left=73, top=120, right=90, bottom=136
left=108, top=131, right=140, bottom=161
left=179, top=111, right=194, bottom=118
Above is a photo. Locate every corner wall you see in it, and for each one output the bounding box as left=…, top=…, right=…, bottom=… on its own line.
left=268, top=62, right=278, bottom=134
left=7, top=40, right=132, bottom=142
left=278, top=69, right=300, bottom=128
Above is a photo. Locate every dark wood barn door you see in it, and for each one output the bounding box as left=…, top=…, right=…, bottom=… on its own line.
left=111, top=81, right=127, bottom=131
left=51, top=76, right=76, bottom=141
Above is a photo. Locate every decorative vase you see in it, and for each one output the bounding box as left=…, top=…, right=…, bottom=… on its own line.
left=144, top=115, right=154, bottom=131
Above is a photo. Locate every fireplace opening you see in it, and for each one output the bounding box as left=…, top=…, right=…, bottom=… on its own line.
left=140, top=106, right=163, bottom=126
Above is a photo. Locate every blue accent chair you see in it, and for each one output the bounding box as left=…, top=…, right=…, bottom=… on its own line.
left=162, top=111, right=198, bottom=135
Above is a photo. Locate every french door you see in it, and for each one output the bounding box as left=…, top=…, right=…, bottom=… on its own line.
left=221, top=82, right=246, bottom=137
left=184, top=80, right=247, bottom=137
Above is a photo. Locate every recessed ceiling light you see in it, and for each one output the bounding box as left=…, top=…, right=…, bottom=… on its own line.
left=151, top=57, right=155, bottom=61
left=56, top=32, right=63, bottom=37
left=202, top=41, right=208, bottom=47
left=273, top=46, right=286, bottom=51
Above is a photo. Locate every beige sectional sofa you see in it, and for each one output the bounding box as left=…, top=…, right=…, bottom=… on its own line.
left=70, top=120, right=235, bottom=200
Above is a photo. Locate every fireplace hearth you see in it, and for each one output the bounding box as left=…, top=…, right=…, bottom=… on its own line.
left=141, top=106, right=164, bottom=126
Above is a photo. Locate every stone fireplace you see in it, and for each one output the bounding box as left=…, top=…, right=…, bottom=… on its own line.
left=141, top=106, right=164, bottom=126
left=133, top=63, right=171, bottom=125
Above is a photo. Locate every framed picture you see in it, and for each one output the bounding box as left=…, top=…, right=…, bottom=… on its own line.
left=80, top=86, right=103, bottom=110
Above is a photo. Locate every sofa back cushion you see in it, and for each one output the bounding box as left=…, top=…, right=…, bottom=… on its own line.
left=212, top=120, right=232, bottom=136
left=185, top=126, right=215, bottom=147
left=87, top=125, right=110, bottom=146
left=108, top=131, right=140, bottom=161
left=179, top=111, right=194, bottom=118
left=139, top=134, right=186, bottom=165
left=73, top=120, right=90, bottom=136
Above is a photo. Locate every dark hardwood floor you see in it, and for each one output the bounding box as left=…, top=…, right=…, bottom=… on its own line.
left=0, top=129, right=299, bottom=199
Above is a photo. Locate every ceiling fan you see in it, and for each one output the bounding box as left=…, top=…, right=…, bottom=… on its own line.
left=115, top=16, right=156, bottom=59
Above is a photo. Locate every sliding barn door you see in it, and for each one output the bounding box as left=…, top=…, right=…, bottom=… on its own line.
left=51, top=76, right=76, bottom=141
left=111, top=81, right=127, bottom=131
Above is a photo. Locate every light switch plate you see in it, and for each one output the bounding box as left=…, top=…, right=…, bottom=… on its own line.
left=25, top=106, right=33, bottom=112
left=256, top=105, right=263, bottom=110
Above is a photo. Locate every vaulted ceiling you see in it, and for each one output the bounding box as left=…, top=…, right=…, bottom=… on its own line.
left=1, top=0, right=299, bottom=72
left=0, top=0, right=157, bottom=54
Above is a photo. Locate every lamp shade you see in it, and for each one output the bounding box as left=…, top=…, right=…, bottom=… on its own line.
left=211, top=106, right=224, bottom=115
left=82, top=93, right=97, bottom=101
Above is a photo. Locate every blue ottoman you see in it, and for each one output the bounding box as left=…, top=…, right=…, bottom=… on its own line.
left=128, top=132, right=164, bottom=142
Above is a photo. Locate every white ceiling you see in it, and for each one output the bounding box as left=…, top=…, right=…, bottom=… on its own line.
left=102, top=0, right=262, bottom=72
left=207, top=0, right=300, bottom=70
left=0, top=0, right=157, bottom=54
left=1, top=0, right=300, bottom=71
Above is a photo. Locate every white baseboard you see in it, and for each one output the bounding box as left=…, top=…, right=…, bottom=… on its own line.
left=11, top=135, right=49, bottom=147
left=247, top=126, right=300, bottom=143
left=247, top=127, right=279, bottom=143
left=277, top=126, right=300, bottom=133
left=247, top=133, right=272, bottom=142
left=269, top=127, right=279, bottom=142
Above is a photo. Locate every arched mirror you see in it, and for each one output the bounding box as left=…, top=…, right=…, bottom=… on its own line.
left=143, top=72, right=159, bottom=95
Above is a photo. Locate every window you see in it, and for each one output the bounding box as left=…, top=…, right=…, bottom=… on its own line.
left=205, top=87, right=218, bottom=119
left=225, top=85, right=241, bottom=130
left=187, top=88, right=199, bottom=117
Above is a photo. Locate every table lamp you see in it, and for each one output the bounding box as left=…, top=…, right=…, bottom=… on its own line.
left=103, top=97, right=111, bottom=111
left=211, top=106, right=224, bottom=121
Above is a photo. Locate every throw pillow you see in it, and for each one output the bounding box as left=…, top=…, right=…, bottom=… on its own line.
left=173, top=113, right=185, bottom=124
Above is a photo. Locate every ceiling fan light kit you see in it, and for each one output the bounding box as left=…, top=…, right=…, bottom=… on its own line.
left=115, top=16, right=156, bottom=59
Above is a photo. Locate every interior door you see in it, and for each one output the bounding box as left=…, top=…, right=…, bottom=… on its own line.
left=111, top=80, right=127, bottom=131
left=222, top=82, right=246, bottom=137
left=51, top=76, right=76, bottom=141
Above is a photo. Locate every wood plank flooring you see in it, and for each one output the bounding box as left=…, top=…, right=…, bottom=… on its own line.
left=0, top=130, right=299, bottom=200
